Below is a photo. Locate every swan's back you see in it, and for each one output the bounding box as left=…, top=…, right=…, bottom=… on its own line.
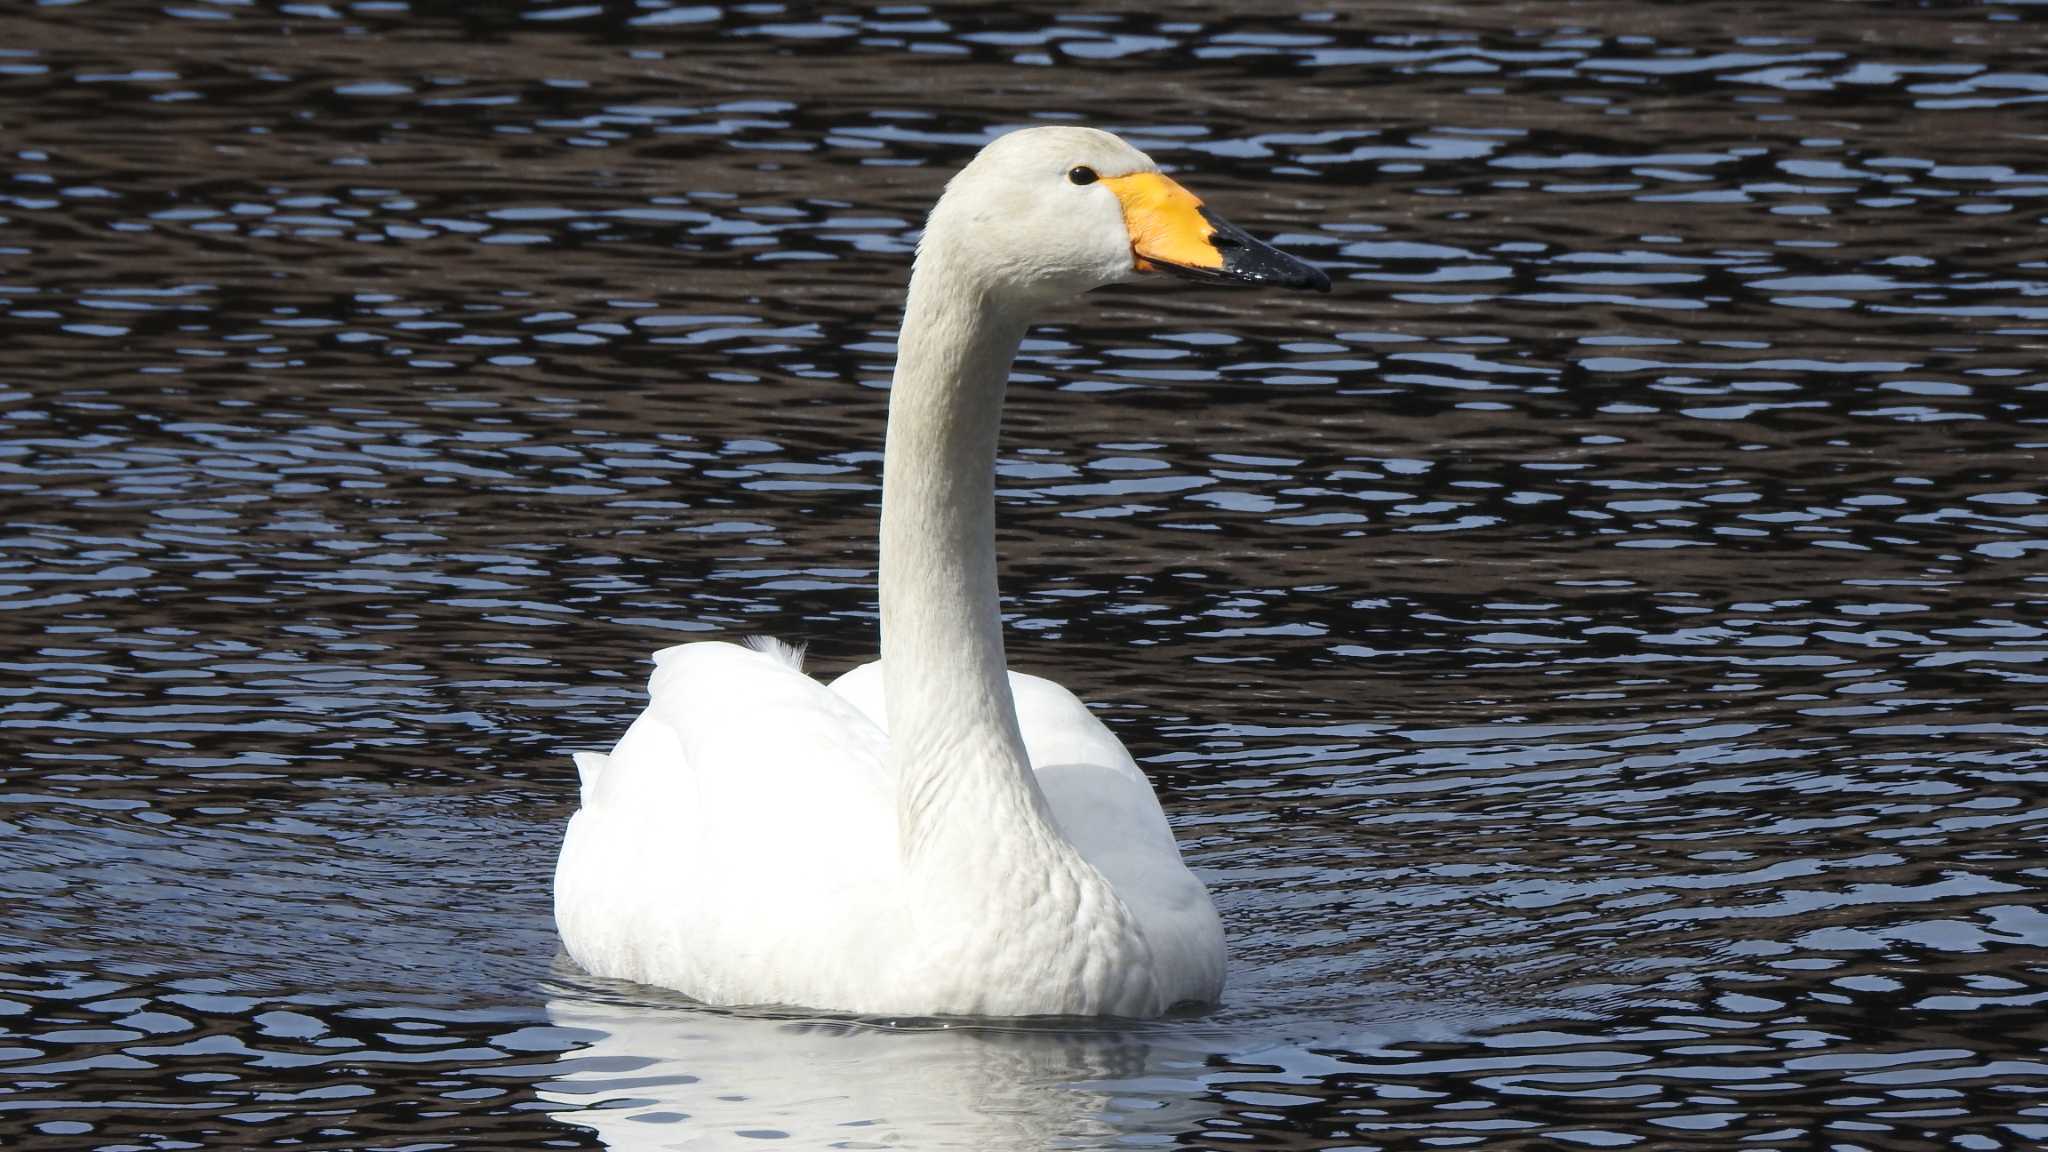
left=556, top=641, right=904, bottom=1006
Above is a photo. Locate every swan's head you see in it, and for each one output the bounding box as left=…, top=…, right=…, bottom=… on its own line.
left=921, top=126, right=1330, bottom=305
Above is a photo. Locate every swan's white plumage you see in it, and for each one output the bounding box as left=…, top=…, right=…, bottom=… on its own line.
left=560, top=642, right=901, bottom=1009
left=552, top=125, right=1313, bottom=1017
left=558, top=641, right=1223, bottom=1016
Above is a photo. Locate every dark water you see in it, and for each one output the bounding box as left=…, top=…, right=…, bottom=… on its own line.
left=4, top=2, right=2047, bottom=1148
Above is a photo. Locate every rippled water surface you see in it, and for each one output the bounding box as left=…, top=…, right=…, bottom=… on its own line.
left=4, top=2, right=2047, bottom=1148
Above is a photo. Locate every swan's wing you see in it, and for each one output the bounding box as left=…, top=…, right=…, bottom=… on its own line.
left=1005, top=671, right=1152, bottom=792
left=580, top=641, right=891, bottom=832
left=1002, top=672, right=1225, bottom=1005
left=828, top=658, right=887, bottom=734
left=648, top=640, right=891, bottom=839
left=558, top=640, right=900, bottom=1001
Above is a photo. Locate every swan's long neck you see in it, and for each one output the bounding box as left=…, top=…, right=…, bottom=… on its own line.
left=879, top=249, right=1052, bottom=861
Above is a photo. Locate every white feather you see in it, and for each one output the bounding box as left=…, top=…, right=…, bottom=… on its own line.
left=740, top=634, right=807, bottom=671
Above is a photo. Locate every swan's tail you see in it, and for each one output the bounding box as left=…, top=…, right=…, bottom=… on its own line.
left=741, top=634, right=808, bottom=672
left=572, top=751, right=609, bottom=809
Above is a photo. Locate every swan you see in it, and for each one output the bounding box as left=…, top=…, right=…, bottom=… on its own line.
left=555, top=125, right=1328, bottom=1018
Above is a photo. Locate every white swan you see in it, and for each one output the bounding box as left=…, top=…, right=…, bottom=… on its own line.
left=555, top=125, right=1328, bottom=1018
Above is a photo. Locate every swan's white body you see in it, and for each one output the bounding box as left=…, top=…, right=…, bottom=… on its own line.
left=556, top=644, right=1220, bottom=1016
left=556, top=126, right=1323, bottom=1017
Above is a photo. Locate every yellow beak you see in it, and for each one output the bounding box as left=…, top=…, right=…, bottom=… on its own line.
left=1102, top=172, right=1223, bottom=274
left=1102, top=171, right=1329, bottom=292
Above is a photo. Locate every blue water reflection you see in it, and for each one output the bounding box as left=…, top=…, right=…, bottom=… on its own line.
left=3, top=1, right=2047, bottom=1149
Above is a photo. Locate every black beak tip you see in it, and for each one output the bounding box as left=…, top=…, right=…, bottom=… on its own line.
left=1225, top=249, right=1331, bottom=294
left=1198, top=208, right=1330, bottom=294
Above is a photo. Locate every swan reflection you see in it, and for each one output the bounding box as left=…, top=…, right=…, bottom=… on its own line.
left=538, top=977, right=1222, bottom=1150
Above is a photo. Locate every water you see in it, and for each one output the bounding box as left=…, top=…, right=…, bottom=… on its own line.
left=3, top=2, right=2046, bottom=1148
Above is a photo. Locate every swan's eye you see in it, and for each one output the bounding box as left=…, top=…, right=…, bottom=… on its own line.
left=1068, top=166, right=1099, bottom=186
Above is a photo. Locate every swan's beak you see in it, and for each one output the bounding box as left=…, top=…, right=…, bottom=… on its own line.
left=1105, top=172, right=1330, bottom=293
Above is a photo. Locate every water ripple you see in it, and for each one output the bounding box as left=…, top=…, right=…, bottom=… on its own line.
left=2, top=3, right=2045, bottom=1150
